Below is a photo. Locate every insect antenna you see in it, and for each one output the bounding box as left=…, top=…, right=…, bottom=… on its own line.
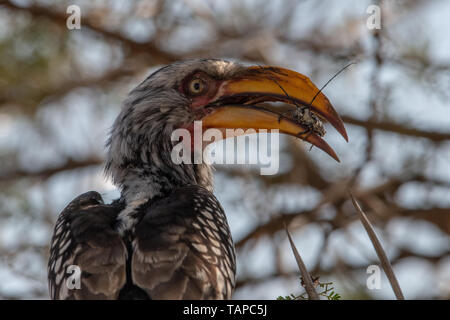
left=257, top=62, right=355, bottom=149
left=256, top=65, right=303, bottom=123
left=308, top=61, right=356, bottom=106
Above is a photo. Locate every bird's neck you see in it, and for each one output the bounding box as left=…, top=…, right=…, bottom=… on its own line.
left=106, top=111, right=214, bottom=232
left=113, top=158, right=213, bottom=235
left=120, top=161, right=213, bottom=203
left=107, top=128, right=214, bottom=204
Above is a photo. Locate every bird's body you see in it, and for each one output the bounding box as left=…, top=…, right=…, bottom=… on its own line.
left=48, top=59, right=346, bottom=299
left=48, top=186, right=234, bottom=299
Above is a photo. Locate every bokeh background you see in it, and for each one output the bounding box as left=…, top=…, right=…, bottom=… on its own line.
left=0, top=0, right=449, bottom=299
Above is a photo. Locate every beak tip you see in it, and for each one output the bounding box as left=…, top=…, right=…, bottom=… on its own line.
left=329, top=150, right=340, bottom=163
left=304, top=132, right=341, bottom=163
left=334, top=120, right=348, bottom=142
left=342, top=128, right=349, bottom=142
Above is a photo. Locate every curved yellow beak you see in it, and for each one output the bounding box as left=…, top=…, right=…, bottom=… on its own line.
left=201, top=66, right=348, bottom=162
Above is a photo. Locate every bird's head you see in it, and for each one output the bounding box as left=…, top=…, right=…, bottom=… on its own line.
left=106, top=59, right=347, bottom=201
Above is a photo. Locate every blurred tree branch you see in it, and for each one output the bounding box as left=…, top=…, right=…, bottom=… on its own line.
left=0, top=0, right=178, bottom=63
left=342, top=115, right=450, bottom=142
left=0, top=0, right=448, bottom=300
left=0, top=157, right=102, bottom=182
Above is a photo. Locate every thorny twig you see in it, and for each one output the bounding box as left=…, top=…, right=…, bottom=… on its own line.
left=349, top=192, right=405, bottom=300
left=284, top=223, right=320, bottom=300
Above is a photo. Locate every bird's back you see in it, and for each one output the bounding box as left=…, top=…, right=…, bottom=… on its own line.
left=48, top=185, right=235, bottom=300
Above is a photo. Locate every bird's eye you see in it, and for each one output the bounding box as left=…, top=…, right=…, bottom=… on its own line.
left=188, top=78, right=206, bottom=95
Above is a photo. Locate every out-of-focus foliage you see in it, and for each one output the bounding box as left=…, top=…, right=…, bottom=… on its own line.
left=0, top=0, right=449, bottom=299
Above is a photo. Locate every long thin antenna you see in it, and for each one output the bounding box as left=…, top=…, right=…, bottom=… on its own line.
left=256, top=65, right=303, bottom=110
left=309, top=61, right=356, bottom=106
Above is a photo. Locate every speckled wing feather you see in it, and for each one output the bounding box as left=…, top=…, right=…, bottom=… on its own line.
left=48, top=192, right=127, bottom=300
left=132, top=185, right=236, bottom=299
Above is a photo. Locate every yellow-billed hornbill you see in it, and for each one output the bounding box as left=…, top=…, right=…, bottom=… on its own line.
left=48, top=59, right=347, bottom=299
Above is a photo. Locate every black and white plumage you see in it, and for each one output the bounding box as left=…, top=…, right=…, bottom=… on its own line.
left=48, top=59, right=347, bottom=300
left=48, top=186, right=234, bottom=299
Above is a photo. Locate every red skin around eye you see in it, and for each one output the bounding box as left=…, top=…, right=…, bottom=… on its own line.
left=190, top=79, right=223, bottom=109
left=191, top=95, right=214, bottom=109
left=176, top=76, right=223, bottom=147
left=179, top=75, right=223, bottom=110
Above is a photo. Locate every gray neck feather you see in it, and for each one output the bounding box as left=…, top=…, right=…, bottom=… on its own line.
left=105, top=85, right=213, bottom=205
